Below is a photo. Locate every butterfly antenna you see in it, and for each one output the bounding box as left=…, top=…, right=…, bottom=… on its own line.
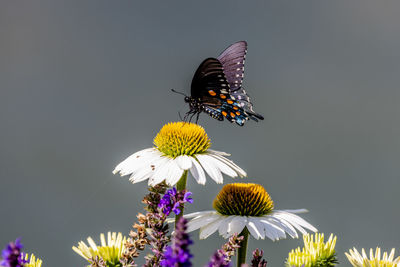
left=171, top=89, right=188, bottom=97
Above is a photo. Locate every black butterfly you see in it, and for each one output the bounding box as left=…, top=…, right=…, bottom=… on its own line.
left=174, top=41, right=264, bottom=126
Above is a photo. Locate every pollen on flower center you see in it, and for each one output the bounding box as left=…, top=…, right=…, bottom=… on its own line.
left=153, top=122, right=211, bottom=158
left=213, top=183, right=274, bottom=216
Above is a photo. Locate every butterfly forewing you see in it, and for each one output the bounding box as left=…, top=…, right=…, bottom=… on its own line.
left=217, top=41, right=247, bottom=91
left=191, top=58, right=230, bottom=100
left=218, top=41, right=264, bottom=122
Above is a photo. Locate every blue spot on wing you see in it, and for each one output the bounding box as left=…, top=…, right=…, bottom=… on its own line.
left=220, top=103, right=249, bottom=126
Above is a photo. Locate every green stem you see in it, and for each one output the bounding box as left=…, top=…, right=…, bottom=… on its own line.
left=237, top=227, right=249, bottom=267
left=175, top=170, right=188, bottom=228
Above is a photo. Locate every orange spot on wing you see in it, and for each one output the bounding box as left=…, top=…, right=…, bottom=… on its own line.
left=220, top=94, right=227, bottom=99
left=227, top=100, right=234, bottom=104
left=236, top=111, right=241, bottom=116
left=233, top=106, right=239, bottom=110
left=222, top=111, right=228, bottom=117
left=208, top=90, right=217, bottom=96
left=230, top=112, right=236, bottom=118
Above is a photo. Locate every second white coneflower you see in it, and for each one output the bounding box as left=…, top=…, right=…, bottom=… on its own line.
left=113, top=122, right=246, bottom=187
left=183, top=183, right=317, bottom=267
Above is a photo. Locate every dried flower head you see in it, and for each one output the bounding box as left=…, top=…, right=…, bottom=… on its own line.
left=206, top=233, right=244, bottom=267
left=250, top=249, right=267, bottom=267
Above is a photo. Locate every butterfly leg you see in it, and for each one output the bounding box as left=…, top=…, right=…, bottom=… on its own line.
left=188, top=111, right=197, bottom=123
left=183, top=108, right=196, bottom=123
left=195, top=112, right=200, bottom=124
left=183, top=110, right=192, bottom=122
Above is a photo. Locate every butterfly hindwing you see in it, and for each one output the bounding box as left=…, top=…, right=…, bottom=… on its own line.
left=203, top=106, right=224, bottom=121
left=218, top=41, right=264, bottom=122
left=219, top=102, right=248, bottom=126
left=230, top=88, right=264, bottom=121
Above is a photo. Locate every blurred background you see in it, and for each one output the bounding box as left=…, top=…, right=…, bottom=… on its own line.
left=1, top=1, right=399, bottom=266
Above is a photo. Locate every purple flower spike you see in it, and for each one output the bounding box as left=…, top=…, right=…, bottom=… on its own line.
left=206, top=250, right=231, bottom=267
left=0, top=238, right=28, bottom=267
left=160, top=217, right=193, bottom=267
left=205, top=234, right=244, bottom=267
left=158, top=187, right=194, bottom=216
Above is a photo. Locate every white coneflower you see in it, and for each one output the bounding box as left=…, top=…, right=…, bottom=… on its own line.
left=181, top=183, right=317, bottom=266
left=113, top=122, right=246, bottom=186
left=72, top=232, right=127, bottom=266
left=185, top=183, right=317, bottom=240
left=346, top=247, right=400, bottom=267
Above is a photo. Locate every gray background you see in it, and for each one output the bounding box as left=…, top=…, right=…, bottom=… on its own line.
left=1, top=1, right=399, bottom=266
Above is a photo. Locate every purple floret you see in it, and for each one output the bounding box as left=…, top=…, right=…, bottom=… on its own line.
left=158, top=187, right=193, bottom=216
left=0, top=238, right=28, bottom=267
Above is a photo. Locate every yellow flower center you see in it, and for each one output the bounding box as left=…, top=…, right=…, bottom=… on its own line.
left=23, top=254, right=43, bottom=267
left=213, top=183, right=274, bottom=216
left=286, top=233, right=338, bottom=267
left=72, top=232, right=127, bottom=266
left=346, top=247, right=400, bottom=267
left=153, top=122, right=211, bottom=158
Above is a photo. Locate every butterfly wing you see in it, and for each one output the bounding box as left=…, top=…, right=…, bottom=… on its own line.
left=191, top=58, right=246, bottom=123
left=218, top=102, right=250, bottom=126
left=217, top=41, right=264, bottom=122
left=203, top=106, right=224, bottom=121
left=191, top=58, right=230, bottom=99
left=217, top=41, right=247, bottom=91
left=229, top=88, right=264, bottom=122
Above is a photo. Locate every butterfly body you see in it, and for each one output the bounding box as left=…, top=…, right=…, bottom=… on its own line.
left=182, top=41, right=263, bottom=126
